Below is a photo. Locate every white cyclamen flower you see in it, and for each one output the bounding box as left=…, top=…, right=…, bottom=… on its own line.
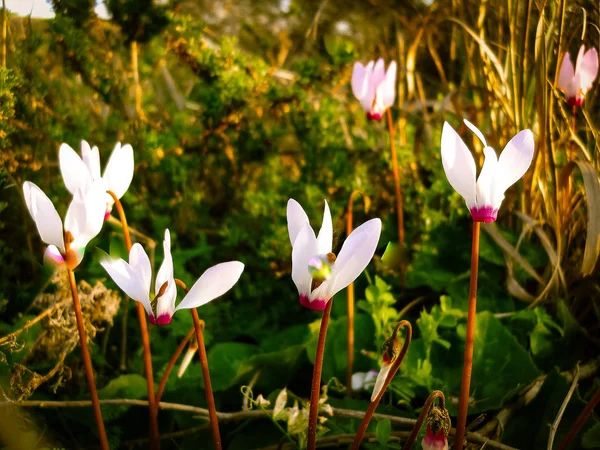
left=558, top=45, right=599, bottom=107
left=287, top=199, right=381, bottom=311
left=101, top=229, right=244, bottom=325
left=60, top=140, right=134, bottom=219
left=23, top=179, right=106, bottom=269
left=351, top=369, right=379, bottom=392
left=351, top=58, right=396, bottom=120
left=441, top=120, right=534, bottom=223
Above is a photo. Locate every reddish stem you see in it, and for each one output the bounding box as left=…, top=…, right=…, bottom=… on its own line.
left=351, top=320, right=412, bottom=449
left=402, top=390, right=446, bottom=450
left=174, top=278, right=222, bottom=450
left=155, top=327, right=195, bottom=403
left=67, top=268, right=109, bottom=450
left=454, top=222, right=481, bottom=450
left=108, top=191, right=160, bottom=449
left=307, top=300, right=333, bottom=450
left=556, top=385, right=600, bottom=450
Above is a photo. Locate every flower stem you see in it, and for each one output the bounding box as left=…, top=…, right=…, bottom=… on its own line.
left=107, top=190, right=160, bottom=449
left=556, top=385, right=600, bottom=450
left=402, top=390, right=446, bottom=450
left=307, top=299, right=334, bottom=450
left=174, top=278, right=222, bottom=450
left=564, top=105, right=577, bottom=219
left=453, top=221, right=481, bottom=450
left=345, top=190, right=363, bottom=398
left=66, top=268, right=110, bottom=450
left=386, top=108, right=405, bottom=286
left=351, top=320, right=412, bottom=450
left=155, top=327, right=195, bottom=403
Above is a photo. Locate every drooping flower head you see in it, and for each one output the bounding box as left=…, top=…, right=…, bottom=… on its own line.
left=101, top=229, right=244, bottom=325
left=23, top=180, right=106, bottom=269
left=441, top=120, right=534, bottom=223
left=60, top=141, right=134, bottom=220
left=558, top=45, right=598, bottom=107
left=351, top=58, right=397, bottom=120
left=287, top=199, right=381, bottom=311
left=421, top=405, right=451, bottom=450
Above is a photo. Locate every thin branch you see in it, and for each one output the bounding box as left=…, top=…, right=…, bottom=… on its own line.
left=548, top=364, right=580, bottom=450
left=0, top=400, right=517, bottom=449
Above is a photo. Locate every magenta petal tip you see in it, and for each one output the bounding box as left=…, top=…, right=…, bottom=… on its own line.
left=148, top=313, right=172, bottom=325
left=470, top=206, right=498, bottom=223
left=299, top=294, right=328, bottom=311
left=366, top=112, right=383, bottom=121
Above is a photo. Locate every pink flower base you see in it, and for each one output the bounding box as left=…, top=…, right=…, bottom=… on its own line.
left=104, top=211, right=111, bottom=221
left=422, top=426, right=448, bottom=450
left=299, top=294, right=328, bottom=311
left=470, top=205, right=498, bottom=223
left=148, top=313, right=172, bottom=325
left=366, top=112, right=383, bottom=120
left=567, top=96, right=584, bottom=107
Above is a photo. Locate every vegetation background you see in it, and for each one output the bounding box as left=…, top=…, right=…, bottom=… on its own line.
left=0, top=0, right=600, bottom=448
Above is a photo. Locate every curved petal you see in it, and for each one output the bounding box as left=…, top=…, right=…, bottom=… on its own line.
left=43, top=245, right=65, bottom=266
left=371, top=362, right=392, bottom=402
left=175, top=261, right=245, bottom=311
left=287, top=198, right=310, bottom=246
left=351, top=62, right=368, bottom=101
left=59, top=143, right=91, bottom=195
left=377, top=60, right=396, bottom=109
left=358, top=60, right=376, bottom=112
left=371, top=58, right=386, bottom=89
left=463, top=119, right=488, bottom=147
left=316, top=200, right=333, bottom=255
left=558, top=52, right=575, bottom=92
left=103, top=143, right=134, bottom=199
left=23, top=181, right=65, bottom=251
left=494, top=129, right=535, bottom=202
left=327, top=218, right=381, bottom=298
left=291, top=222, right=317, bottom=297
left=101, top=257, right=152, bottom=315
left=351, top=372, right=367, bottom=391
left=81, top=141, right=101, bottom=180
left=82, top=180, right=107, bottom=241
left=475, top=147, right=498, bottom=208
left=156, top=281, right=177, bottom=319
left=155, top=229, right=174, bottom=294
left=441, top=122, right=477, bottom=209
left=129, top=243, right=152, bottom=298
left=578, top=47, right=598, bottom=92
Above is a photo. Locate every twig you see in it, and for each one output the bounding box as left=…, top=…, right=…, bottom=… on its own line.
left=0, top=399, right=517, bottom=449
left=548, top=364, right=580, bottom=450
left=556, top=384, right=600, bottom=450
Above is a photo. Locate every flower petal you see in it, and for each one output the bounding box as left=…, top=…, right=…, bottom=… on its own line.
left=156, top=281, right=177, bottom=319
left=494, top=129, right=535, bottom=201
left=371, top=58, right=386, bottom=89
left=175, top=261, right=244, bottom=311
left=327, top=218, right=381, bottom=298
left=287, top=198, right=310, bottom=246
left=129, top=243, right=152, bottom=299
left=578, top=47, right=598, bottom=92
left=81, top=141, right=102, bottom=180
left=291, top=222, right=317, bottom=297
left=43, top=245, right=65, bottom=266
left=101, top=256, right=152, bottom=315
left=351, top=62, right=368, bottom=101
left=103, top=143, right=134, bottom=200
left=371, top=362, right=391, bottom=402
left=155, top=229, right=174, bottom=294
left=23, top=181, right=65, bottom=251
left=558, top=51, right=575, bottom=93
left=65, top=180, right=106, bottom=245
left=463, top=119, right=488, bottom=147
left=316, top=200, right=333, bottom=255
left=441, top=122, right=477, bottom=209
left=59, top=143, right=92, bottom=195
left=475, top=147, right=498, bottom=208
left=377, top=60, right=396, bottom=109
left=358, top=60, right=376, bottom=112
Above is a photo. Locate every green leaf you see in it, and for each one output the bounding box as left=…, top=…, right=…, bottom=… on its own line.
left=376, top=418, right=392, bottom=445
left=206, top=342, right=259, bottom=391
left=96, top=374, right=149, bottom=421
left=583, top=423, right=600, bottom=448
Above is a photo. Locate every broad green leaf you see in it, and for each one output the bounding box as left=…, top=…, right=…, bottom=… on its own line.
left=376, top=418, right=392, bottom=445
left=583, top=422, right=600, bottom=448
left=206, top=342, right=259, bottom=391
